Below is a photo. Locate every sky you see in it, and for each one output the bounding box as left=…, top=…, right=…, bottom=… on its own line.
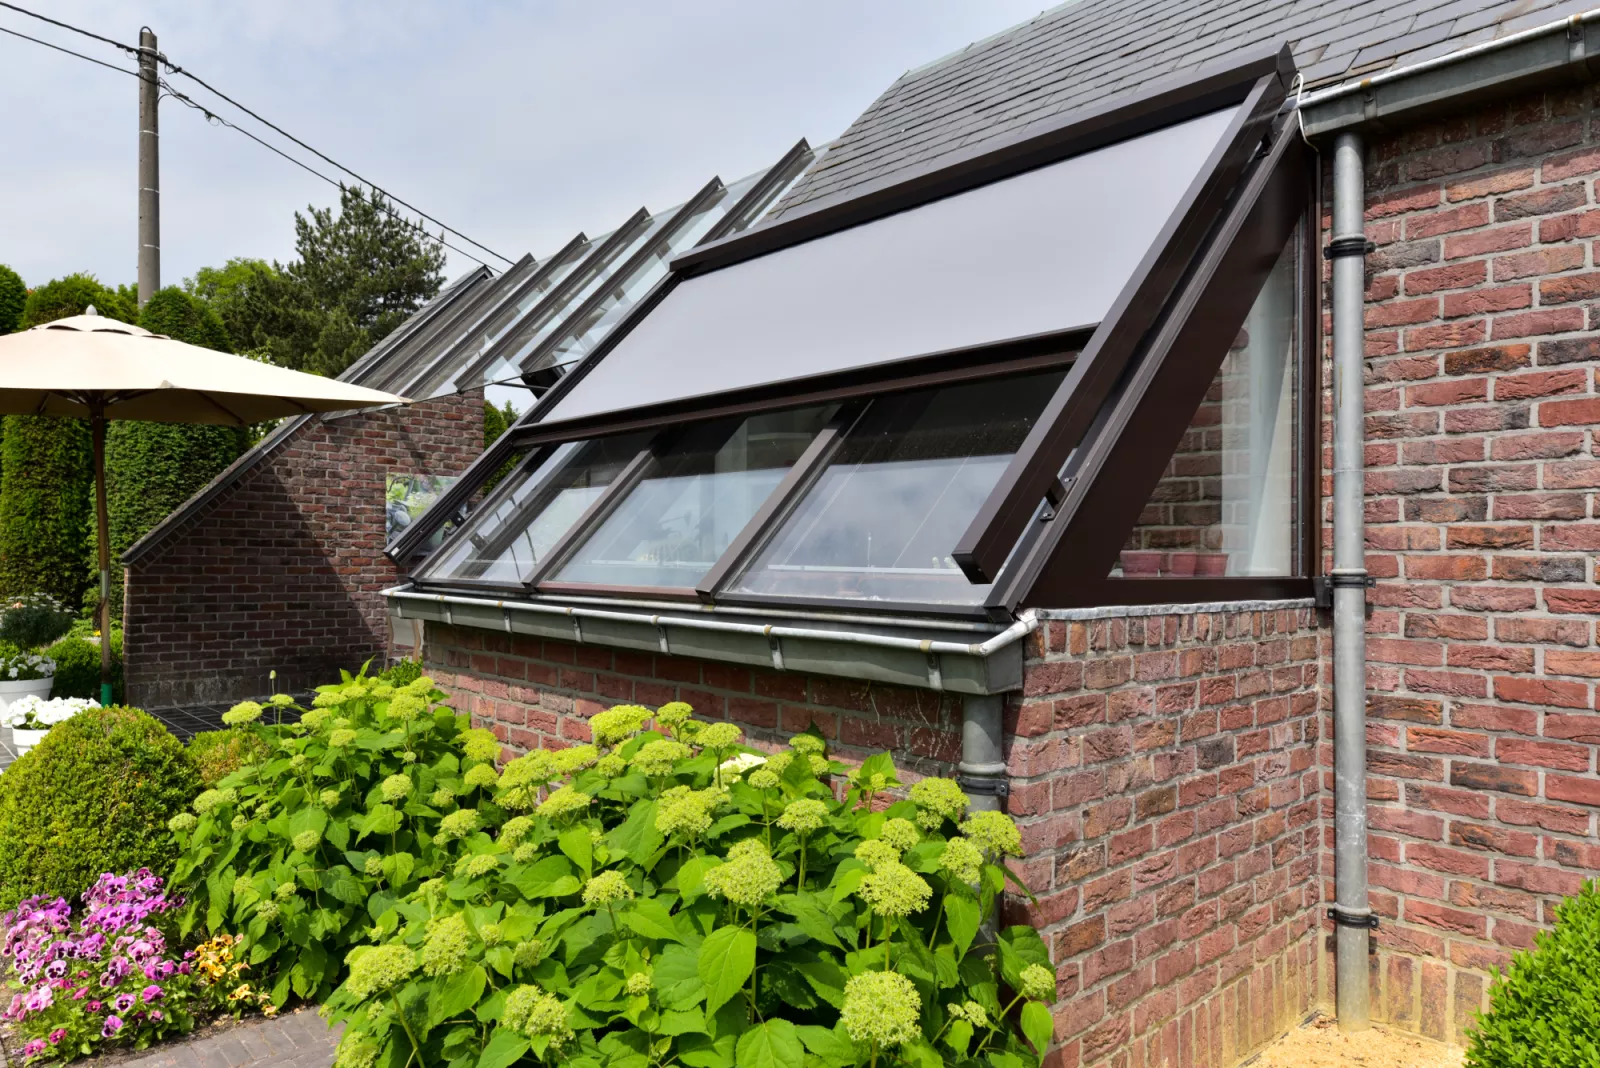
left=1, top=1, right=1054, bottom=292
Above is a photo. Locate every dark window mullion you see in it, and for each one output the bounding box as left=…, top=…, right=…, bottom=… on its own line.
left=696, top=401, right=867, bottom=602
left=523, top=434, right=671, bottom=590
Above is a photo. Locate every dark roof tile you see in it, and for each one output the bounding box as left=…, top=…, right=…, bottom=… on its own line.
left=776, top=0, right=1593, bottom=217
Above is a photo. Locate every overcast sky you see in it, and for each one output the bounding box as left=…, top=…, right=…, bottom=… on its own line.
left=2, top=1, right=1053, bottom=292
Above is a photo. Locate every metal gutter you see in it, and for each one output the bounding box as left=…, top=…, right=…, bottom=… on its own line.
left=385, top=583, right=1037, bottom=696
left=1298, top=8, right=1600, bottom=137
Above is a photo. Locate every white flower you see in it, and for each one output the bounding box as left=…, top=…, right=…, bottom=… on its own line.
left=0, top=695, right=97, bottom=730
left=717, top=752, right=767, bottom=779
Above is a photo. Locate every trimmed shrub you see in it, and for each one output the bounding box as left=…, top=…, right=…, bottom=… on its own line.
left=98, top=288, right=247, bottom=617
left=0, top=705, right=199, bottom=909
left=0, top=263, right=24, bottom=334
left=0, top=591, right=75, bottom=648
left=0, top=276, right=134, bottom=604
left=1465, top=882, right=1600, bottom=1067
left=188, top=728, right=271, bottom=787
left=45, top=632, right=123, bottom=704
left=381, top=656, right=423, bottom=687
left=481, top=398, right=519, bottom=492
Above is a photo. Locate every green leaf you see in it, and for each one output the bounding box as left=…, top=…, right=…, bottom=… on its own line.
left=776, top=893, right=844, bottom=949
left=944, top=892, right=980, bottom=957
left=790, top=955, right=846, bottom=1008
left=658, top=1007, right=707, bottom=1036
left=944, top=1018, right=974, bottom=1057
left=655, top=944, right=707, bottom=1010
left=855, top=752, right=899, bottom=789
left=997, top=926, right=1052, bottom=990
left=899, top=1040, right=942, bottom=1068
left=475, top=1028, right=530, bottom=1068
left=430, top=964, right=487, bottom=1027
left=677, top=856, right=719, bottom=902
left=795, top=1024, right=855, bottom=1068
left=1021, top=1001, right=1054, bottom=1059
left=559, top=825, right=593, bottom=878
left=735, top=1020, right=803, bottom=1068
left=678, top=1034, right=737, bottom=1068
left=697, top=926, right=756, bottom=1016
left=511, top=856, right=580, bottom=899
left=608, top=799, right=665, bottom=866
left=624, top=897, right=682, bottom=942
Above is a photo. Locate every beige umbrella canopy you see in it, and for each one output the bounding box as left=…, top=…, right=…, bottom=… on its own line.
left=0, top=307, right=409, bottom=703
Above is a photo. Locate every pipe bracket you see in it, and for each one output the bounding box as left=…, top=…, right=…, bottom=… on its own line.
left=1327, top=906, right=1379, bottom=929
left=957, top=772, right=1010, bottom=798
left=1323, top=236, right=1375, bottom=259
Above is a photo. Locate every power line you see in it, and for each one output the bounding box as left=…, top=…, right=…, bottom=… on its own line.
left=159, top=80, right=498, bottom=270
left=0, top=0, right=512, bottom=268
left=0, top=23, right=137, bottom=77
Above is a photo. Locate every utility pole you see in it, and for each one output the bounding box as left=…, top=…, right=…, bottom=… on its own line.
left=137, top=27, right=159, bottom=307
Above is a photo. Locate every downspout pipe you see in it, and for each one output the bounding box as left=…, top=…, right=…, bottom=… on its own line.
left=1330, top=131, right=1372, bottom=1031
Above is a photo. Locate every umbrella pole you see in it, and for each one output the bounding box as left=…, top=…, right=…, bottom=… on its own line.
left=91, top=406, right=113, bottom=707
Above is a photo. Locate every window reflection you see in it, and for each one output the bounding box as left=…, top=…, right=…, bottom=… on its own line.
left=729, top=371, right=1065, bottom=604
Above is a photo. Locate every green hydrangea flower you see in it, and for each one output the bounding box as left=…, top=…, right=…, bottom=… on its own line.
left=223, top=701, right=263, bottom=725
left=167, top=812, right=197, bottom=834
left=193, top=788, right=236, bottom=814
left=855, top=839, right=900, bottom=870
left=513, top=842, right=540, bottom=864
left=857, top=861, right=932, bottom=917
left=704, top=839, right=783, bottom=908
left=437, top=809, right=480, bottom=841
left=274, top=881, right=297, bottom=901
left=582, top=870, right=634, bottom=907
left=290, top=753, right=309, bottom=770
left=334, top=1038, right=378, bottom=1068
left=386, top=693, right=426, bottom=721
left=300, top=708, right=333, bottom=730
left=269, top=693, right=296, bottom=708
left=595, top=754, right=627, bottom=778
left=498, top=750, right=558, bottom=809
left=232, top=875, right=253, bottom=898
left=401, top=676, right=436, bottom=697
left=940, top=837, right=984, bottom=885
left=231, top=814, right=251, bottom=832
left=789, top=733, right=825, bottom=755
left=551, top=744, right=599, bottom=774
left=364, top=856, right=384, bottom=877
left=464, top=763, right=499, bottom=789
left=502, top=985, right=573, bottom=1045
left=625, top=970, right=652, bottom=997
left=460, top=728, right=502, bottom=764
left=430, top=786, right=457, bottom=807
left=321, top=789, right=342, bottom=808
left=808, top=754, right=831, bottom=775
left=765, top=750, right=795, bottom=775
left=631, top=739, right=690, bottom=777
left=455, top=853, right=499, bottom=879
left=880, top=818, right=921, bottom=852
left=909, top=777, right=969, bottom=829
left=776, top=799, right=828, bottom=835
left=479, top=923, right=502, bottom=946
left=655, top=701, right=694, bottom=728
left=513, top=939, right=543, bottom=968
left=696, top=722, right=742, bottom=750
left=947, top=1000, right=988, bottom=1028
left=381, top=774, right=413, bottom=802
left=256, top=900, right=280, bottom=922
left=537, top=786, right=591, bottom=821
left=292, top=829, right=321, bottom=853
left=589, top=705, right=651, bottom=746
left=656, top=788, right=715, bottom=839
left=329, top=729, right=357, bottom=748
left=420, top=913, right=472, bottom=977
left=1019, top=963, right=1057, bottom=1002
left=960, top=810, right=1023, bottom=858
left=345, top=945, right=417, bottom=998
left=500, top=816, right=534, bottom=846
left=841, top=971, right=921, bottom=1049
left=747, top=769, right=780, bottom=790
left=310, top=692, right=344, bottom=709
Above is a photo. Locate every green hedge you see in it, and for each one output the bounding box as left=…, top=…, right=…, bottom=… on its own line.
left=0, top=705, right=198, bottom=909
left=0, top=277, right=135, bottom=603
left=0, top=264, right=24, bottom=335
left=1466, top=882, right=1600, bottom=1067
left=45, top=632, right=123, bottom=704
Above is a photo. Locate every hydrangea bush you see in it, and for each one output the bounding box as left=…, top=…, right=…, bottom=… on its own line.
left=314, top=702, right=1058, bottom=1068
left=0, top=870, right=259, bottom=1063
left=167, top=669, right=478, bottom=1006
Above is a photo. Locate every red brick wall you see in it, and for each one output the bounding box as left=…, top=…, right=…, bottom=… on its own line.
left=1333, top=83, right=1600, bottom=1041
left=425, top=602, right=1324, bottom=1068
left=1008, top=605, right=1323, bottom=1068
left=124, top=392, right=483, bottom=706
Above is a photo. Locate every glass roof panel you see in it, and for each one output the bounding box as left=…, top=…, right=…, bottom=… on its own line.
left=415, top=432, right=651, bottom=587
left=548, top=405, right=836, bottom=590
left=725, top=370, right=1066, bottom=604
left=540, top=106, right=1241, bottom=425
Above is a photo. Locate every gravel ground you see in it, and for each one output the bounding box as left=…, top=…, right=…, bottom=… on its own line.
left=1250, top=1014, right=1464, bottom=1068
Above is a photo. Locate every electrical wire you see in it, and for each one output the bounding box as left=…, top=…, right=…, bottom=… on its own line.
left=0, top=23, right=137, bottom=77
left=0, top=0, right=512, bottom=268
left=159, top=80, right=498, bottom=270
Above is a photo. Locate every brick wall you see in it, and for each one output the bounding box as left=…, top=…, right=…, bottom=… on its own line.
left=1008, top=605, right=1323, bottom=1068
left=124, top=392, right=483, bottom=706
left=424, top=601, right=1324, bottom=1068
left=1334, top=82, right=1600, bottom=1041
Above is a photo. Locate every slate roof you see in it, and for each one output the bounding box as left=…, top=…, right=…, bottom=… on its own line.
left=774, top=0, right=1595, bottom=218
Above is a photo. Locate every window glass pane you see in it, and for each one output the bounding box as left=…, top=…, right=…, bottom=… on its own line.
left=728, top=370, right=1066, bottom=604
left=551, top=406, right=836, bottom=589
left=1114, top=229, right=1301, bottom=578
left=416, top=433, right=649, bottom=586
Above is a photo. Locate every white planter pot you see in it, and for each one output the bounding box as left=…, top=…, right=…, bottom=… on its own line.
left=10, top=728, right=47, bottom=754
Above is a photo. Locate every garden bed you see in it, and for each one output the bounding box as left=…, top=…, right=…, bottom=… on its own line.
left=1249, top=1015, right=1462, bottom=1068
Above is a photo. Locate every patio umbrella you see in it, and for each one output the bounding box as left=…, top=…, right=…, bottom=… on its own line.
left=0, top=307, right=409, bottom=704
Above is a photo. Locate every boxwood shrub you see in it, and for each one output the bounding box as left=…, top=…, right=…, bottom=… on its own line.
left=188, top=728, right=273, bottom=787
left=0, top=706, right=198, bottom=909
left=45, top=632, right=124, bottom=704
left=1465, top=881, right=1600, bottom=1068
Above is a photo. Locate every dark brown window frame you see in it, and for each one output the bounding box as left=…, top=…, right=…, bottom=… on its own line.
left=397, top=45, right=1321, bottom=621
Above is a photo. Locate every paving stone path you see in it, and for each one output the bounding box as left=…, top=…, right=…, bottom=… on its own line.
left=111, top=1010, right=339, bottom=1068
